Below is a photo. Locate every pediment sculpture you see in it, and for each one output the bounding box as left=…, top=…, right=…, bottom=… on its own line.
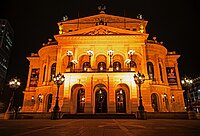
left=82, top=27, right=119, bottom=35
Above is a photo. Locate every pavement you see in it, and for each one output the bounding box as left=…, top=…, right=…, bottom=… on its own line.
left=0, top=119, right=200, bottom=136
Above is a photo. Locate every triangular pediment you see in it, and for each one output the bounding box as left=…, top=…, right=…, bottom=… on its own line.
left=63, top=25, right=144, bottom=36
left=62, top=13, right=147, bottom=25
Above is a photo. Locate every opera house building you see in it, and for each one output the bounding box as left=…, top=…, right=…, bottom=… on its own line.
left=21, top=11, right=185, bottom=115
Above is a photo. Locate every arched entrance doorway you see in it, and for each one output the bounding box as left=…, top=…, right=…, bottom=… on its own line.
left=95, top=89, right=107, bottom=113
left=151, top=93, right=159, bottom=112
left=46, top=94, right=52, bottom=112
left=77, top=89, right=85, bottom=113
left=116, top=89, right=126, bottom=113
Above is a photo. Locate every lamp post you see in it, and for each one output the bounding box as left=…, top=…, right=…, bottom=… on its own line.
left=107, top=50, right=114, bottom=68
left=181, top=77, right=193, bottom=111
left=171, top=94, right=175, bottom=103
left=128, top=50, right=135, bottom=61
left=87, top=50, right=94, bottom=68
left=181, top=76, right=197, bottom=119
left=4, top=77, right=21, bottom=119
left=125, top=58, right=131, bottom=70
left=67, top=50, right=73, bottom=68
left=134, top=72, right=146, bottom=120
left=52, top=73, right=65, bottom=120
left=72, top=59, right=78, bottom=72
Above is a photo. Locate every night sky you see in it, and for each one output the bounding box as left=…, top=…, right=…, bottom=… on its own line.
left=0, top=0, right=200, bottom=86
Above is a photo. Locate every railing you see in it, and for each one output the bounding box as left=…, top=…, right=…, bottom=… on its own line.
left=66, top=68, right=134, bottom=73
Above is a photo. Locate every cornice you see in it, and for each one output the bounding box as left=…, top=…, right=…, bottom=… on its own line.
left=55, top=34, right=148, bottom=45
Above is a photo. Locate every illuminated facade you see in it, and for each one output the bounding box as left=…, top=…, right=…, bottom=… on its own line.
left=22, top=12, right=185, bottom=114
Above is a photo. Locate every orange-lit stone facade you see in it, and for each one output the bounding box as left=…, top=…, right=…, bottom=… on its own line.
left=22, top=13, right=185, bottom=114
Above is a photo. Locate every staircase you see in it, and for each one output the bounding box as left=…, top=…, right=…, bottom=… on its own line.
left=62, top=113, right=136, bottom=119
left=0, top=113, right=5, bottom=120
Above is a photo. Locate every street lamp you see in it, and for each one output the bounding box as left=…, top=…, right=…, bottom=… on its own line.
left=87, top=50, right=94, bottom=68
left=51, top=73, right=65, bottom=120
left=38, top=94, right=43, bottom=103
left=163, top=93, right=167, bottom=102
left=107, top=50, right=114, bottom=68
left=72, top=59, right=78, bottom=72
left=171, top=94, right=175, bottom=103
left=181, top=76, right=197, bottom=119
left=125, top=58, right=131, bottom=69
left=128, top=50, right=135, bottom=61
left=181, top=77, right=193, bottom=111
left=67, top=50, right=73, bottom=68
left=4, top=77, right=21, bottom=119
left=134, top=72, right=146, bottom=120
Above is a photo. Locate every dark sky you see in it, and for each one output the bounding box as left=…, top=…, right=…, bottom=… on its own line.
left=0, top=0, right=200, bottom=86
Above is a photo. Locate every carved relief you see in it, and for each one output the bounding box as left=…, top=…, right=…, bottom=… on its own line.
left=82, top=27, right=119, bottom=35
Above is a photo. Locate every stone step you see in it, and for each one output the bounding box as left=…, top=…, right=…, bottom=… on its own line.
left=62, top=113, right=136, bottom=119
left=0, top=113, right=5, bottom=120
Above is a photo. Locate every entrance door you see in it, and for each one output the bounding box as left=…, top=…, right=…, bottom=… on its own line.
left=116, top=89, right=126, bottom=113
left=77, top=89, right=85, bottom=113
left=46, top=94, right=52, bottom=112
left=151, top=93, right=159, bottom=112
left=95, top=89, right=107, bottom=113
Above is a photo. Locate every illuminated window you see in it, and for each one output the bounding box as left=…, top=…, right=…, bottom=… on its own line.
left=159, top=64, right=163, bottom=82
left=113, top=61, right=121, bottom=71
left=147, top=62, right=154, bottom=80
left=50, top=63, right=56, bottom=80
left=42, top=65, right=46, bottom=82
left=98, top=62, right=106, bottom=72
left=82, top=62, right=90, bottom=72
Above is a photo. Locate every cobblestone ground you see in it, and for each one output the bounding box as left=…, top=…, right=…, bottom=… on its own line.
left=0, top=119, right=200, bottom=136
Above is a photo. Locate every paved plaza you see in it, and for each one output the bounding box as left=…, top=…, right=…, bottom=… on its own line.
left=0, top=119, right=200, bottom=136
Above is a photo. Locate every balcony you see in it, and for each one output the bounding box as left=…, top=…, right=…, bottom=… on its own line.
left=65, top=68, right=135, bottom=73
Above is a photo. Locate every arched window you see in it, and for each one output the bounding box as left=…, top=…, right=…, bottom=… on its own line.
left=113, top=61, right=121, bottom=71
left=130, top=61, right=137, bottom=68
left=147, top=62, right=154, bottom=80
left=159, top=64, right=163, bottom=82
left=50, top=63, right=56, bottom=80
left=98, top=62, right=106, bottom=72
left=82, top=62, right=90, bottom=72
left=42, top=65, right=46, bottom=82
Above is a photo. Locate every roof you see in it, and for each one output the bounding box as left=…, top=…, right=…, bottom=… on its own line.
left=57, top=13, right=148, bottom=35
left=59, top=25, right=146, bottom=36
left=59, top=13, right=147, bottom=25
